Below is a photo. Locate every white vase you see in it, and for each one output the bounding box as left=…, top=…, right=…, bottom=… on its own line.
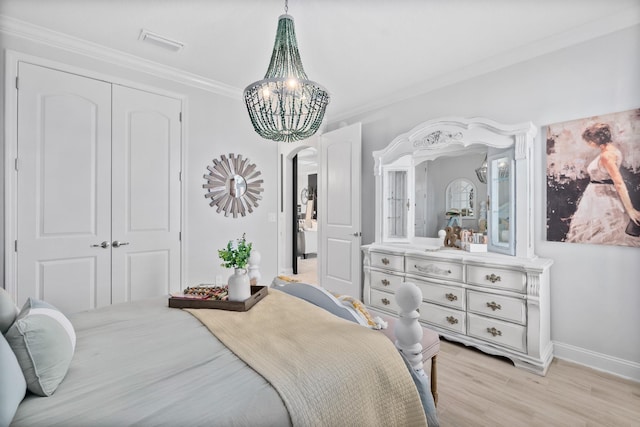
left=227, top=268, right=251, bottom=302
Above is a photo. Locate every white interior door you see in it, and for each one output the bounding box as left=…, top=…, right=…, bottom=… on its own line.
left=111, top=85, right=182, bottom=303
left=16, top=63, right=112, bottom=313
left=16, top=63, right=182, bottom=313
left=319, top=123, right=362, bottom=298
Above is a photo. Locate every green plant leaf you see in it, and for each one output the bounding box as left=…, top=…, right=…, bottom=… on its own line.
left=218, top=233, right=252, bottom=269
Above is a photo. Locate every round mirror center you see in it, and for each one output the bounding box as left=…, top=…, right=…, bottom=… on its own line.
left=229, top=174, right=247, bottom=197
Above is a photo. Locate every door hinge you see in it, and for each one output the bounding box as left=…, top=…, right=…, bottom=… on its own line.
left=14, top=158, right=19, bottom=171
left=15, top=77, right=19, bottom=90
left=179, top=112, right=182, bottom=122
left=14, top=240, right=18, bottom=252
left=179, top=171, right=182, bottom=182
left=179, top=232, right=182, bottom=241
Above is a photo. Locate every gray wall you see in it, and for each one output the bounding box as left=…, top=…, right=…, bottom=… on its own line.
left=330, top=25, right=640, bottom=379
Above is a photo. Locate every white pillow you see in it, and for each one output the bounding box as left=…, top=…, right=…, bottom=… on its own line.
left=5, top=298, right=76, bottom=396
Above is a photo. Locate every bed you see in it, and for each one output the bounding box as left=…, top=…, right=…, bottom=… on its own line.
left=1, top=284, right=438, bottom=427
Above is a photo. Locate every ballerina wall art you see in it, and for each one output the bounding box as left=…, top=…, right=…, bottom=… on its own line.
left=546, top=108, right=640, bottom=247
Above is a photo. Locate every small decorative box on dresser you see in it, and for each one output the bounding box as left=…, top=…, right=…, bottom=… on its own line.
left=363, top=245, right=553, bottom=374
left=365, top=116, right=554, bottom=375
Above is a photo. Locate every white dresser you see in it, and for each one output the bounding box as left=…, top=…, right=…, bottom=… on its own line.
left=363, top=243, right=553, bottom=375
left=365, top=117, right=554, bottom=374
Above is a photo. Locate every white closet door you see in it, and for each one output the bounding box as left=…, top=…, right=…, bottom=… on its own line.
left=111, top=85, right=182, bottom=303
left=16, top=63, right=112, bottom=313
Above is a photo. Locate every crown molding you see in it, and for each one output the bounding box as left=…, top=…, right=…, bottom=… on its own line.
left=0, top=14, right=242, bottom=100
left=329, top=5, right=640, bottom=124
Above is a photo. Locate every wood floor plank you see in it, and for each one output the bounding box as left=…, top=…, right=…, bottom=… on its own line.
left=435, top=339, right=640, bottom=426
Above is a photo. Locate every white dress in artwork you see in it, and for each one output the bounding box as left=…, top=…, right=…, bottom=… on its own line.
left=566, top=146, right=639, bottom=246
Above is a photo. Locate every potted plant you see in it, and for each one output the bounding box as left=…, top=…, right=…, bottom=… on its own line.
left=218, top=234, right=252, bottom=301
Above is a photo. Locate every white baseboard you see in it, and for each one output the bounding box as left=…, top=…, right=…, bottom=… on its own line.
left=553, top=341, right=640, bottom=382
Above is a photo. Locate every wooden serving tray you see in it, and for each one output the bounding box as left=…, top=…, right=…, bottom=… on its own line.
left=168, top=286, right=268, bottom=311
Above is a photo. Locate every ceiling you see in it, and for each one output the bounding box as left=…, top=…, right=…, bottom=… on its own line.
left=1, top=0, right=639, bottom=122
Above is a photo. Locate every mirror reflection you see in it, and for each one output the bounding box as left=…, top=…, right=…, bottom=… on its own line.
left=415, top=152, right=487, bottom=238
left=229, top=174, right=247, bottom=197
left=491, top=156, right=511, bottom=245
left=446, top=178, right=476, bottom=218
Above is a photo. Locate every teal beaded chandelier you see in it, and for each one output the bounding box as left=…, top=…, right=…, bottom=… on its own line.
left=243, top=0, right=330, bottom=143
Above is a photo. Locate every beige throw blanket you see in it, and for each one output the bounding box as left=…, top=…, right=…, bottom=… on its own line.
left=186, top=289, right=427, bottom=427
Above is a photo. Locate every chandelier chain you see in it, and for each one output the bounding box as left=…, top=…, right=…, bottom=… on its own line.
left=284, top=0, right=288, bottom=14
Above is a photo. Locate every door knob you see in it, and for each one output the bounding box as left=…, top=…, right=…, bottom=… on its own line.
left=352, top=232, right=361, bottom=237
left=112, top=241, right=130, bottom=248
left=91, top=241, right=110, bottom=249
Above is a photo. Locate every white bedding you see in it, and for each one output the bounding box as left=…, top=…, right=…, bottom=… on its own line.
left=12, top=297, right=290, bottom=427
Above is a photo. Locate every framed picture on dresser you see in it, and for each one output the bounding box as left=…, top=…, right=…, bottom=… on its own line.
left=545, top=108, right=640, bottom=247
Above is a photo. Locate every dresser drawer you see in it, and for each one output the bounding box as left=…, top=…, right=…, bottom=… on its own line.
left=406, top=257, right=463, bottom=282
left=467, top=313, right=526, bottom=353
left=467, top=290, right=526, bottom=325
left=419, top=302, right=465, bottom=334
left=467, top=265, right=526, bottom=293
left=414, top=279, right=465, bottom=310
left=369, top=289, right=399, bottom=313
left=371, top=252, right=404, bottom=271
left=370, top=271, right=403, bottom=292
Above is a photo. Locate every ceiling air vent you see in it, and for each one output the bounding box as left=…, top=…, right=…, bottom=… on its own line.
left=138, top=29, right=184, bottom=52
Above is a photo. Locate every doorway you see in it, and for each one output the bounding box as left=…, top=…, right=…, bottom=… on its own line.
left=292, top=147, right=318, bottom=283
left=277, top=124, right=361, bottom=292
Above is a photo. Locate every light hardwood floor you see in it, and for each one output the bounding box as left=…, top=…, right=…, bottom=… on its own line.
left=291, top=256, right=318, bottom=284
left=290, top=256, right=640, bottom=426
left=434, top=339, right=640, bottom=426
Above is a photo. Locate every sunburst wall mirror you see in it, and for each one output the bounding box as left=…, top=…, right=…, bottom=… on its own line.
left=203, top=153, right=264, bottom=218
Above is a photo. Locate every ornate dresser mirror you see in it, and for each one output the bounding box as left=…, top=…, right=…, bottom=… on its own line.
left=372, top=116, right=536, bottom=257
left=364, top=117, right=554, bottom=375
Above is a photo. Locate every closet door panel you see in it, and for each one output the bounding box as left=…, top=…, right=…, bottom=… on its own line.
left=111, top=85, right=182, bottom=303
left=16, top=63, right=112, bottom=313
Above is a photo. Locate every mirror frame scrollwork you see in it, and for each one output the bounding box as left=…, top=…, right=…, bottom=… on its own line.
left=203, top=153, right=264, bottom=218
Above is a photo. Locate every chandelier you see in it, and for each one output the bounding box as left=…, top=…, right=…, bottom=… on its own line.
left=243, top=1, right=330, bottom=143
left=475, top=155, right=488, bottom=184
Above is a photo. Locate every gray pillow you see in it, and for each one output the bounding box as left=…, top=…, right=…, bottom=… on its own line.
left=0, top=333, right=27, bottom=427
left=5, top=298, right=76, bottom=397
left=0, top=288, right=19, bottom=334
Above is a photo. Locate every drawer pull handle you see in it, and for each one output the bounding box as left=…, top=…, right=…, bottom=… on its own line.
left=445, top=293, right=458, bottom=301
left=382, top=258, right=390, bottom=265
left=486, top=327, right=502, bottom=337
left=381, top=298, right=390, bottom=306
left=415, top=264, right=452, bottom=275
left=486, top=301, right=502, bottom=311
left=485, top=274, right=502, bottom=283
left=446, top=316, right=458, bottom=325
left=381, top=279, right=390, bottom=286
